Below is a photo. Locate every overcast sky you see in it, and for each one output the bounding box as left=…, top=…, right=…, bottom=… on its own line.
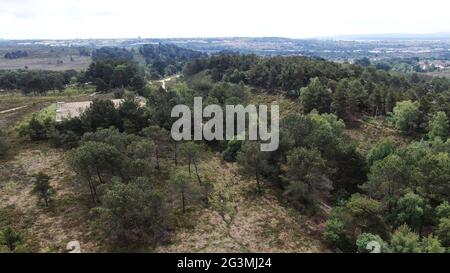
left=1, top=0, right=450, bottom=39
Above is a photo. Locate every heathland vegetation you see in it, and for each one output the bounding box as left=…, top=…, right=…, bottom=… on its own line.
left=1, top=44, right=449, bottom=252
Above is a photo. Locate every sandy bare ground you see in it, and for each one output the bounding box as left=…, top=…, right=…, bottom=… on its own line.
left=56, top=99, right=124, bottom=121
left=148, top=75, right=181, bottom=90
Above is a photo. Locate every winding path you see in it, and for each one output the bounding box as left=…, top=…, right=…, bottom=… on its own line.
left=0, top=105, right=28, bottom=115
left=148, top=75, right=181, bottom=90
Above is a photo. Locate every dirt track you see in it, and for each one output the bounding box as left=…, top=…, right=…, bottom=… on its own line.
left=0, top=104, right=44, bottom=130
left=0, top=105, right=28, bottom=115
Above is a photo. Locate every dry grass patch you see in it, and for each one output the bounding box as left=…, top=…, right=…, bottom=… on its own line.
left=345, top=117, right=412, bottom=155
left=156, top=156, right=326, bottom=253
left=0, top=147, right=101, bottom=252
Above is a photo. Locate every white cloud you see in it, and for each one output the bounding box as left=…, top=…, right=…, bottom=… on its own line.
left=0, top=0, right=449, bottom=39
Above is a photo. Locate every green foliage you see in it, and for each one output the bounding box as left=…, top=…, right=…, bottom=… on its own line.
left=35, top=104, right=57, bottom=122
left=0, top=226, right=23, bottom=252
left=86, top=56, right=141, bottom=91
left=28, top=116, right=51, bottom=140
left=17, top=115, right=53, bottom=141
left=140, top=43, right=203, bottom=77
left=354, top=57, right=370, bottom=67
left=374, top=62, right=392, bottom=71
left=118, top=96, right=150, bottom=134
left=64, top=124, right=177, bottom=251
left=415, top=151, right=450, bottom=203
left=421, top=235, right=446, bottom=253
left=236, top=141, right=271, bottom=192
left=80, top=99, right=123, bottom=132
left=178, top=142, right=206, bottom=185
left=49, top=97, right=149, bottom=147
left=185, top=54, right=349, bottom=91
left=347, top=79, right=368, bottom=114
left=437, top=217, right=450, bottom=247
left=92, top=178, right=172, bottom=249
left=141, top=126, right=170, bottom=170
left=323, top=194, right=387, bottom=251
left=145, top=87, right=184, bottom=129
left=169, top=169, right=201, bottom=213
left=50, top=118, right=83, bottom=148
left=282, top=147, right=334, bottom=209
left=68, top=128, right=159, bottom=203
left=0, top=69, right=74, bottom=94
left=5, top=51, right=449, bottom=252
left=130, top=75, right=145, bottom=91
left=331, top=78, right=368, bottom=119
left=4, top=50, right=28, bottom=59
left=68, top=140, right=123, bottom=202
left=206, top=82, right=250, bottom=106
left=323, top=207, right=346, bottom=247
left=92, top=47, right=133, bottom=62
left=345, top=194, right=387, bottom=234
left=279, top=111, right=366, bottom=194
left=436, top=201, right=450, bottom=220
left=428, top=111, right=449, bottom=140
left=367, top=85, right=385, bottom=116
left=178, top=142, right=204, bottom=165
left=362, top=154, right=410, bottom=200
left=390, top=100, right=420, bottom=133
left=299, top=77, right=332, bottom=114
left=389, top=225, right=422, bottom=253
left=331, top=80, right=348, bottom=119
left=387, top=225, right=445, bottom=253
left=222, top=139, right=242, bottom=162
left=366, top=138, right=395, bottom=166
left=363, top=139, right=450, bottom=204
left=31, top=172, right=55, bottom=207
left=392, top=192, right=432, bottom=233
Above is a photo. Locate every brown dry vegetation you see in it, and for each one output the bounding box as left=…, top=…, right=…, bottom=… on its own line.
left=0, top=92, right=101, bottom=252
left=345, top=116, right=413, bottom=155
left=0, top=146, right=100, bottom=252
left=424, top=69, right=450, bottom=79
left=0, top=143, right=326, bottom=252
left=0, top=45, right=91, bottom=71
left=0, top=56, right=91, bottom=71
left=156, top=157, right=326, bottom=253
left=0, top=91, right=93, bottom=129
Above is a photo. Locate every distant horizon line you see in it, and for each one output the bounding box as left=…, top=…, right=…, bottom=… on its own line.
left=1, top=31, right=450, bottom=41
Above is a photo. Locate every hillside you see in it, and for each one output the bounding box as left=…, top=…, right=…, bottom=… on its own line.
left=0, top=102, right=325, bottom=253
left=1, top=50, right=449, bottom=254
